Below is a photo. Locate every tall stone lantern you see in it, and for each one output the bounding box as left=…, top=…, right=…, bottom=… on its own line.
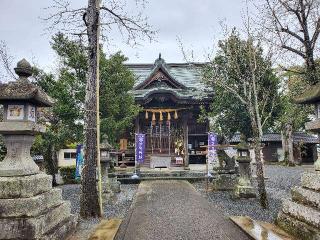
left=276, top=84, right=320, bottom=239
left=233, top=135, right=256, bottom=198
left=0, top=59, right=76, bottom=239
left=0, top=59, right=51, bottom=176
left=295, top=86, right=320, bottom=170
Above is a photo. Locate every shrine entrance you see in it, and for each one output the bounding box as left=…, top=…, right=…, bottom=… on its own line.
left=137, top=108, right=187, bottom=167
left=143, top=116, right=183, bottom=155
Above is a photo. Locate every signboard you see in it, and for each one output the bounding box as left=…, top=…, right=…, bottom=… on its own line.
left=75, top=144, right=84, bottom=179
left=208, top=132, right=217, bottom=163
left=7, top=105, right=24, bottom=120
left=27, top=105, right=36, bottom=122
left=135, top=134, right=146, bottom=164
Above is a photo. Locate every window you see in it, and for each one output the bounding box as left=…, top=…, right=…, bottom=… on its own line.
left=64, top=152, right=77, bottom=160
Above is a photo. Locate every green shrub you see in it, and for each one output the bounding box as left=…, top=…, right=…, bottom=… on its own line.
left=59, top=166, right=79, bottom=184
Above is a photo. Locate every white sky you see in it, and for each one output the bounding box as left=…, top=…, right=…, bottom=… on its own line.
left=0, top=0, right=251, bottom=75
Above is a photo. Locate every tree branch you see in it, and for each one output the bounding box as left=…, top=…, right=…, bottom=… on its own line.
left=281, top=44, right=306, bottom=58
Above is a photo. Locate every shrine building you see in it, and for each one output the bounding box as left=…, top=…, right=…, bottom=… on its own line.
left=125, top=55, right=213, bottom=168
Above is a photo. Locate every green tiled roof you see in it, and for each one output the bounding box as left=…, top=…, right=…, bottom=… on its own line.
left=126, top=57, right=213, bottom=103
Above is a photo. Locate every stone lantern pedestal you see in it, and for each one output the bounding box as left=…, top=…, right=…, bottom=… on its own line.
left=276, top=83, right=320, bottom=239
left=0, top=59, right=77, bottom=239
left=233, top=158, right=256, bottom=198
left=233, top=135, right=256, bottom=198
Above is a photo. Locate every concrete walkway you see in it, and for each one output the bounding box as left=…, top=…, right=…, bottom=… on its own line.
left=115, top=180, right=250, bottom=240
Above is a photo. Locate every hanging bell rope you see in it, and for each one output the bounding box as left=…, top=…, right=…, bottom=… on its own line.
left=159, top=111, right=163, bottom=121
left=152, top=112, right=156, bottom=121
left=174, top=110, right=178, bottom=119
left=167, top=112, right=171, bottom=121
left=145, top=110, right=148, bottom=119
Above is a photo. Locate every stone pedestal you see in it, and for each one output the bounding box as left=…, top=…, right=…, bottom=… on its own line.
left=0, top=134, right=39, bottom=176
left=277, top=171, right=320, bottom=240
left=0, top=174, right=77, bottom=239
left=211, top=168, right=238, bottom=191
left=233, top=159, right=256, bottom=198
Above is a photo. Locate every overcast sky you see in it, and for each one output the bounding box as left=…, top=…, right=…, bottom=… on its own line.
left=0, top=0, right=250, bottom=74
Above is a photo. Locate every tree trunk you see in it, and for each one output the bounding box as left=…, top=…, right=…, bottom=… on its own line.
left=287, top=124, right=294, bottom=165
left=281, top=130, right=288, bottom=162
left=80, top=0, right=101, bottom=218
left=249, top=105, right=268, bottom=209
left=50, top=145, right=58, bottom=186
left=283, top=123, right=294, bottom=165
left=43, top=143, right=58, bottom=187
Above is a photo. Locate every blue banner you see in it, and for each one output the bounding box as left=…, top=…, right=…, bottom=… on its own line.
left=135, top=134, right=146, bottom=164
left=208, top=132, right=217, bottom=163
left=75, top=144, right=84, bottom=179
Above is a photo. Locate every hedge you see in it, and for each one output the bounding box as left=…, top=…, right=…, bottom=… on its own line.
left=59, top=165, right=80, bottom=184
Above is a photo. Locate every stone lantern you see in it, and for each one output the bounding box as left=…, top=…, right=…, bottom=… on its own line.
left=295, top=86, right=320, bottom=170
left=276, top=83, right=320, bottom=239
left=0, top=59, right=76, bottom=239
left=100, top=135, right=112, bottom=178
left=0, top=59, right=52, bottom=176
left=233, top=134, right=256, bottom=198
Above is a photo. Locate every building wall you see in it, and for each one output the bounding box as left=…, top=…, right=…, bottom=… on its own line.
left=57, top=149, right=77, bottom=167
left=262, top=142, right=282, bottom=162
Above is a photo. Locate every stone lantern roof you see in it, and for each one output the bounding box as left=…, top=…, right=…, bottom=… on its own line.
left=294, top=82, right=320, bottom=104
left=0, top=59, right=54, bottom=107
left=235, top=134, right=249, bottom=151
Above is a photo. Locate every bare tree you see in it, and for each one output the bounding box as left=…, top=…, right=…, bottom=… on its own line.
left=44, top=0, right=154, bottom=218
left=258, top=0, right=320, bottom=84
left=0, top=41, right=17, bottom=81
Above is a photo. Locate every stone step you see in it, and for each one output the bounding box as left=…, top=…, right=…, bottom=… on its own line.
left=301, top=172, right=320, bottom=191
left=44, top=214, right=78, bottom=240
left=88, top=219, right=122, bottom=240
left=0, top=188, right=63, bottom=217
left=277, top=211, right=320, bottom=240
left=282, top=199, right=320, bottom=229
left=230, top=215, right=294, bottom=240
left=0, top=201, right=72, bottom=239
left=291, top=186, right=320, bottom=210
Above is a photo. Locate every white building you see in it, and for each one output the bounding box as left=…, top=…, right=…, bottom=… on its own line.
left=57, top=149, right=77, bottom=167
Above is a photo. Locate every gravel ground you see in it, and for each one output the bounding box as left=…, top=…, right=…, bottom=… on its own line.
left=192, top=165, right=305, bottom=223
left=58, top=184, right=138, bottom=239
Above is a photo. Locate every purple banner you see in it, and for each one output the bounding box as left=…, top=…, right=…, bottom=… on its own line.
left=135, top=134, right=146, bottom=163
left=208, top=132, right=217, bottom=163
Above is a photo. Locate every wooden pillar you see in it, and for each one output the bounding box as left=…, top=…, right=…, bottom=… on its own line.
left=183, top=115, right=189, bottom=169
left=135, top=114, right=140, bottom=133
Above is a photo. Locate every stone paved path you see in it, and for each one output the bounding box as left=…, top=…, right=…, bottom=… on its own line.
left=115, top=180, right=250, bottom=240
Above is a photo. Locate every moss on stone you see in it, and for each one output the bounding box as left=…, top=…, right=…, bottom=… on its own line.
left=277, top=211, right=320, bottom=240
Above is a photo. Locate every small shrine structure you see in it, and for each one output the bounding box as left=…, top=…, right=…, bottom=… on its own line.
left=126, top=55, right=213, bottom=168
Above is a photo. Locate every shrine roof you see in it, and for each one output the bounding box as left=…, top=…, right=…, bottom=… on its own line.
left=131, top=87, right=213, bottom=102
left=229, top=132, right=319, bottom=144
left=126, top=56, right=213, bottom=102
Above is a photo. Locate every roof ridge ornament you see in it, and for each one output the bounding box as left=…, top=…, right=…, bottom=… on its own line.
left=154, top=54, right=166, bottom=68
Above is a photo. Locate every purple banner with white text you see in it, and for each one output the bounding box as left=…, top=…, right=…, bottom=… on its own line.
left=135, top=134, right=146, bottom=164
left=208, top=132, right=217, bottom=163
